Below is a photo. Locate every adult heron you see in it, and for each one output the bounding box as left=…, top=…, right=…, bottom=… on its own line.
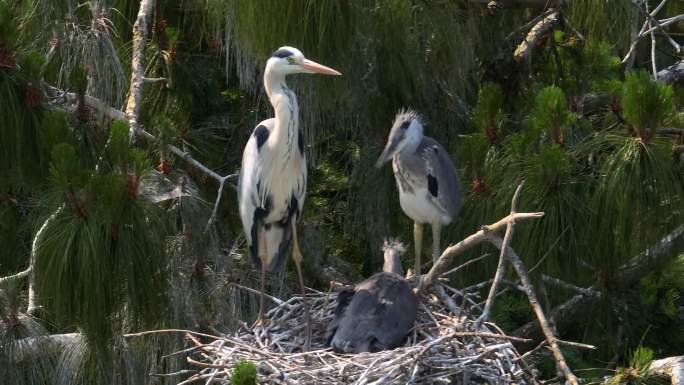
left=375, top=110, right=463, bottom=275
left=327, top=240, right=418, bottom=353
left=237, top=46, right=341, bottom=335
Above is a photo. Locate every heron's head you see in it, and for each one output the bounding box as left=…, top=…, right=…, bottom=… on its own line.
left=375, top=109, right=424, bottom=168
left=266, top=46, right=341, bottom=76
left=382, top=239, right=406, bottom=276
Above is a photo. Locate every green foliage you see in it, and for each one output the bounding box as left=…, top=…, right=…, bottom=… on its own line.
left=49, top=143, right=84, bottom=190
left=530, top=86, right=576, bottom=145
left=621, top=71, right=674, bottom=140
left=39, top=110, right=72, bottom=155
left=0, top=2, right=17, bottom=47
left=606, top=347, right=668, bottom=385
left=472, top=83, right=506, bottom=142
left=231, top=358, right=257, bottom=385
left=590, top=135, right=682, bottom=266
left=37, top=120, right=168, bottom=349
left=106, top=119, right=130, bottom=170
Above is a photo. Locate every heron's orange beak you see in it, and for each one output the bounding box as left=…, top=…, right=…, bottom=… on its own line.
left=302, top=59, right=342, bottom=76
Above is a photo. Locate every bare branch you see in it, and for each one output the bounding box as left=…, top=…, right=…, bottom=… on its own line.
left=541, top=274, right=598, bottom=297
left=657, top=127, right=684, bottom=135
left=647, top=2, right=659, bottom=79
left=657, top=60, right=684, bottom=83
left=124, top=0, right=155, bottom=137
left=487, top=234, right=579, bottom=385
left=632, top=0, right=682, bottom=53
left=468, top=0, right=568, bottom=8
left=650, top=356, right=684, bottom=385
left=419, top=209, right=544, bottom=291
left=440, top=253, right=493, bottom=277
left=143, top=77, right=168, bottom=85
left=27, top=206, right=63, bottom=315
left=514, top=10, right=559, bottom=62
left=475, top=182, right=524, bottom=329
left=622, top=0, right=670, bottom=65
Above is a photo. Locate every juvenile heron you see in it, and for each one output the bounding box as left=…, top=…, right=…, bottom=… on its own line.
left=237, top=46, right=341, bottom=336
left=327, top=240, right=418, bottom=353
left=375, top=110, right=463, bottom=275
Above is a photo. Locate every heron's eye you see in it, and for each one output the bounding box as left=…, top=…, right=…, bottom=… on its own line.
left=286, top=56, right=296, bottom=65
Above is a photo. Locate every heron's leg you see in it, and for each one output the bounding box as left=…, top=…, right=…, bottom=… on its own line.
left=431, top=221, right=441, bottom=263
left=291, top=219, right=311, bottom=352
left=414, top=222, right=423, bottom=275
left=255, top=228, right=268, bottom=326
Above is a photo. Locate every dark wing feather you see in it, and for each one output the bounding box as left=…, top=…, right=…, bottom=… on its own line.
left=421, top=137, right=463, bottom=220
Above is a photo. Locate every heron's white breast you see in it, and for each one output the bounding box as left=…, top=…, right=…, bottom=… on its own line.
left=260, top=152, right=306, bottom=223
left=397, top=187, right=451, bottom=225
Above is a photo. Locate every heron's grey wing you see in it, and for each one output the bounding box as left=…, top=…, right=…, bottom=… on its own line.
left=421, top=137, right=463, bottom=219
left=237, top=119, right=275, bottom=264
left=372, top=274, right=418, bottom=350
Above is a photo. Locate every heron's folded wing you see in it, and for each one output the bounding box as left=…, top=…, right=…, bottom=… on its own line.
left=237, top=119, right=275, bottom=247
left=421, top=138, right=463, bottom=219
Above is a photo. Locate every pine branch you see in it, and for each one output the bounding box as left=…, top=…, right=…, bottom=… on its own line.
left=8, top=333, right=82, bottom=363
left=0, top=206, right=63, bottom=316
left=515, top=223, right=684, bottom=341
left=45, top=85, right=237, bottom=224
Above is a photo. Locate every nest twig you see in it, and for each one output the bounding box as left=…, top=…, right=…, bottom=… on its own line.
left=156, top=282, right=535, bottom=385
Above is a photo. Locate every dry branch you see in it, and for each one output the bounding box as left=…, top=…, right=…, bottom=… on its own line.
left=124, top=0, right=155, bottom=136
left=475, top=183, right=524, bottom=329
left=487, top=234, right=579, bottom=385
left=623, top=0, right=669, bottom=65
left=657, top=60, right=684, bottom=83
left=468, top=0, right=568, bottom=8
left=650, top=356, right=684, bottom=385
left=419, top=211, right=544, bottom=291
left=514, top=10, right=559, bottom=62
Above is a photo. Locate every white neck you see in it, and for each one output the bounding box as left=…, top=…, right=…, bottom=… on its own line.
left=264, top=64, right=299, bottom=149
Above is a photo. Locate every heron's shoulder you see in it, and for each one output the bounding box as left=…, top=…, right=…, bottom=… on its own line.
left=249, top=119, right=276, bottom=150
left=418, top=136, right=447, bottom=155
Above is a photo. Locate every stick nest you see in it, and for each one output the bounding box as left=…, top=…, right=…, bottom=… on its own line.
left=176, top=282, right=534, bottom=385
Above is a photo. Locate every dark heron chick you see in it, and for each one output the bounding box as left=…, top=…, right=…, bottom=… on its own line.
left=326, top=240, right=418, bottom=353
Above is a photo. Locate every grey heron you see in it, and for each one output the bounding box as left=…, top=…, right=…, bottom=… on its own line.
left=327, top=240, right=418, bottom=353
left=237, top=46, right=341, bottom=338
left=375, top=110, right=463, bottom=275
